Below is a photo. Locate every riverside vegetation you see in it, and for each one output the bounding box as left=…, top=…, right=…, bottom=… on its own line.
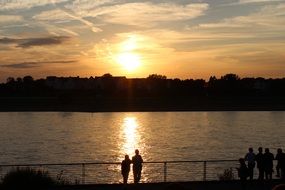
left=0, top=73, right=285, bottom=111
left=0, top=167, right=72, bottom=189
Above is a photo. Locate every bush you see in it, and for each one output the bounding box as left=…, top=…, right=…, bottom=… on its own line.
left=218, top=168, right=235, bottom=181
left=1, top=167, right=57, bottom=189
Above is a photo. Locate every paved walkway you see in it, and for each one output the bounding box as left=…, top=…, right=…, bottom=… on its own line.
left=51, top=180, right=285, bottom=190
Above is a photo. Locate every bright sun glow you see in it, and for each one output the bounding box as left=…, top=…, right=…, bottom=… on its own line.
left=115, top=35, right=142, bottom=72
left=116, top=53, right=141, bottom=71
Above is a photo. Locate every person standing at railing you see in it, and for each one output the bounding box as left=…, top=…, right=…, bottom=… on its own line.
left=244, top=147, right=255, bottom=180
left=275, top=148, right=283, bottom=178
left=255, top=147, right=265, bottom=180
left=237, top=158, right=249, bottom=180
left=121, top=155, right=132, bottom=184
left=132, top=149, right=143, bottom=183
left=264, top=148, right=274, bottom=180
left=276, top=148, right=285, bottom=179
left=237, top=158, right=249, bottom=190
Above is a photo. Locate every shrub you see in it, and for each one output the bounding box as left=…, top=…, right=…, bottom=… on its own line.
left=218, top=168, right=235, bottom=181
left=1, top=167, right=57, bottom=189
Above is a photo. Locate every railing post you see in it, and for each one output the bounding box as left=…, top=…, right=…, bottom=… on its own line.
left=203, top=161, right=207, bottom=181
left=82, top=163, right=85, bottom=184
left=164, top=162, right=167, bottom=182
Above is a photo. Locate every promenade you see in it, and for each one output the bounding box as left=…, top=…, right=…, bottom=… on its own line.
left=51, top=180, right=284, bottom=190
left=1, top=159, right=283, bottom=186
left=1, top=160, right=284, bottom=190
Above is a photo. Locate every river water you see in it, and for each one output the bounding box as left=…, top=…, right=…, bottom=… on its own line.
left=0, top=111, right=284, bottom=183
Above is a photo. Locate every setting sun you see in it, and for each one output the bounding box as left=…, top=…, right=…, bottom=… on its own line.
left=114, top=34, right=142, bottom=72
left=116, top=52, right=141, bottom=72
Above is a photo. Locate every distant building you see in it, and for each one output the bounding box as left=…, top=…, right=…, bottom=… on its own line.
left=46, top=75, right=128, bottom=91
left=254, top=78, right=269, bottom=91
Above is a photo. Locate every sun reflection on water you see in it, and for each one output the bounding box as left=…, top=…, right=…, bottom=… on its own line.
left=121, top=117, right=140, bottom=156
left=118, top=116, right=149, bottom=183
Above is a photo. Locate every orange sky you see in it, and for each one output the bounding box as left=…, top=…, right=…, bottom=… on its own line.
left=0, top=0, right=285, bottom=82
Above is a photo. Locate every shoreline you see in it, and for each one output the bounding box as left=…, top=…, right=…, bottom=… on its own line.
left=1, top=98, right=285, bottom=112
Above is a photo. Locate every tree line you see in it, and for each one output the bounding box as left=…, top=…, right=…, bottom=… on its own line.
left=0, top=73, right=285, bottom=98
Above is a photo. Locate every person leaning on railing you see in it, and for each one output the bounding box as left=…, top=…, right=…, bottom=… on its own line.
left=121, top=155, right=132, bottom=184
left=244, top=147, right=255, bottom=180
left=132, top=149, right=143, bottom=184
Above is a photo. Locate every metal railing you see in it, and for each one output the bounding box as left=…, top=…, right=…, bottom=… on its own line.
left=0, top=159, right=279, bottom=184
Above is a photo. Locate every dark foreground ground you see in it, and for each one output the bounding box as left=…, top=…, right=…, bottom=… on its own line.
left=50, top=180, right=285, bottom=190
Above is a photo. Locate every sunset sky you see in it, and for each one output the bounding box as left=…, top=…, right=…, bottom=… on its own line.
left=0, top=0, right=284, bottom=82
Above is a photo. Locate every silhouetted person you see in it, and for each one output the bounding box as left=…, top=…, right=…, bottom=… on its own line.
left=276, top=148, right=283, bottom=177
left=237, top=158, right=249, bottom=181
left=278, top=149, right=285, bottom=179
left=255, top=147, right=265, bottom=180
left=132, top=149, right=143, bottom=183
left=264, top=148, right=274, bottom=180
left=237, top=158, right=248, bottom=190
left=245, top=147, right=255, bottom=180
left=121, top=154, right=132, bottom=184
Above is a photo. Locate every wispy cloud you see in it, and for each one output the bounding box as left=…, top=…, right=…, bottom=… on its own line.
left=238, top=0, right=283, bottom=4
left=0, top=15, right=23, bottom=23
left=32, top=9, right=72, bottom=22
left=18, top=36, right=69, bottom=48
left=0, top=0, right=69, bottom=10
left=67, top=0, right=116, bottom=9
left=1, top=60, right=77, bottom=68
left=194, top=3, right=285, bottom=36
left=0, top=36, right=70, bottom=48
left=66, top=2, right=209, bottom=27
left=58, top=28, right=79, bottom=36
left=33, top=8, right=102, bottom=33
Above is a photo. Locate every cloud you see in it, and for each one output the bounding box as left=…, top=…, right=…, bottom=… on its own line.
left=189, top=3, right=285, bottom=46
left=0, top=0, right=69, bottom=10
left=126, top=2, right=285, bottom=60
left=0, top=37, right=18, bottom=44
left=0, top=36, right=70, bottom=48
left=1, top=60, right=77, bottom=68
left=0, top=15, right=23, bottom=23
left=59, top=28, right=79, bottom=36
left=18, top=36, right=69, bottom=48
left=32, top=9, right=72, bottom=22
left=29, top=2, right=208, bottom=36
left=194, top=3, right=285, bottom=35
left=33, top=8, right=102, bottom=33
left=67, top=0, right=116, bottom=9
left=238, top=0, right=283, bottom=4
left=66, top=2, right=209, bottom=27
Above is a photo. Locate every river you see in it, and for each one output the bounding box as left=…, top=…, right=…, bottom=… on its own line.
left=0, top=111, right=284, bottom=183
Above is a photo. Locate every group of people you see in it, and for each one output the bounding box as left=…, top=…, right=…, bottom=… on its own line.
left=238, top=147, right=285, bottom=181
left=121, top=149, right=143, bottom=184
left=122, top=147, right=285, bottom=184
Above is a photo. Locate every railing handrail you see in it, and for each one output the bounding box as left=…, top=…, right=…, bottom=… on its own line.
left=0, top=159, right=240, bottom=167
left=0, top=159, right=280, bottom=183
